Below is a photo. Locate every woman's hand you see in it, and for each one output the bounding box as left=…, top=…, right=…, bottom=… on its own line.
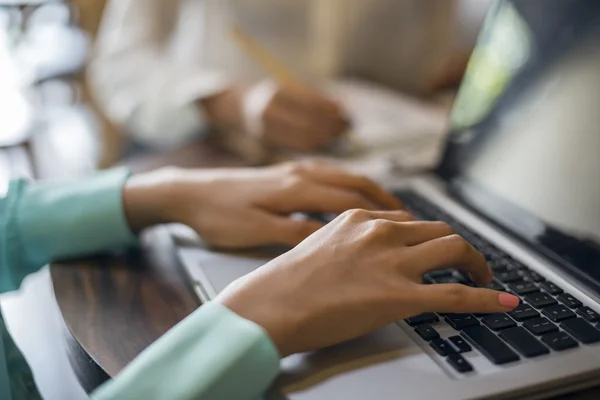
left=123, top=161, right=401, bottom=248
left=201, top=83, right=349, bottom=152
left=244, top=82, right=350, bottom=151
left=216, top=209, right=520, bottom=357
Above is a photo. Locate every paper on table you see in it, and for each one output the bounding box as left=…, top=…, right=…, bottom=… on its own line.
left=275, top=78, right=450, bottom=174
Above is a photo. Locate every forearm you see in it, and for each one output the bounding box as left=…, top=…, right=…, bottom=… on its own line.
left=91, top=302, right=280, bottom=400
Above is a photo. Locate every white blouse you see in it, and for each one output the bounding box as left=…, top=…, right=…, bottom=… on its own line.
left=89, top=0, right=490, bottom=148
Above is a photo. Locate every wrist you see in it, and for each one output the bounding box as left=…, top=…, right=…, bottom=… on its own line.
left=216, top=268, right=305, bottom=357
left=199, top=87, right=245, bottom=131
left=122, top=167, right=185, bottom=232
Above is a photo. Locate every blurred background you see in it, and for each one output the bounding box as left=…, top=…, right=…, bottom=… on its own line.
left=0, top=1, right=492, bottom=399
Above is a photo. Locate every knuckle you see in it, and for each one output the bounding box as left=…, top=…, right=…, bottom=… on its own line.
left=397, top=211, right=416, bottom=221
left=373, top=219, right=398, bottom=236
left=446, top=234, right=471, bottom=256
left=281, top=174, right=306, bottom=191
left=433, top=221, right=455, bottom=236
left=360, top=219, right=396, bottom=242
left=376, top=218, right=396, bottom=230
left=343, top=208, right=371, bottom=223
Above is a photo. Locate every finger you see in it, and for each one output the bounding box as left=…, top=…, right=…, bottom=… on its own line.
left=265, top=106, right=336, bottom=151
left=338, top=209, right=415, bottom=223
left=404, top=234, right=492, bottom=284
left=396, top=221, right=455, bottom=246
left=277, top=87, right=350, bottom=136
left=267, top=214, right=325, bottom=246
left=414, top=284, right=520, bottom=314
left=300, top=163, right=403, bottom=210
left=282, top=183, right=380, bottom=214
left=277, top=85, right=344, bottom=119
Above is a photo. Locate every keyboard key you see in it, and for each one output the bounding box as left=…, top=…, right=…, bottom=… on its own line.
left=499, top=327, right=550, bottom=358
left=430, top=338, right=457, bottom=356
left=449, top=222, right=468, bottom=236
left=434, top=276, right=462, bottom=284
left=489, top=259, right=511, bottom=271
left=524, top=292, right=558, bottom=309
left=577, top=307, right=600, bottom=323
left=509, top=304, right=540, bottom=321
left=508, top=280, right=540, bottom=295
left=454, top=272, right=475, bottom=286
left=447, top=354, right=473, bottom=373
left=560, top=318, right=600, bottom=344
left=557, top=293, right=583, bottom=309
left=523, top=318, right=558, bottom=335
left=415, top=324, right=440, bottom=341
left=542, top=305, right=576, bottom=322
left=520, top=269, right=545, bottom=282
left=461, top=325, right=520, bottom=365
left=539, top=281, right=563, bottom=295
left=541, top=331, right=579, bottom=351
left=427, top=269, right=454, bottom=279
left=445, top=314, right=479, bottom=330
left=485, top=253, right=503, bottom=262
left=509, top=260, right=527, bottom=270
left=448, top=335, right=472, bottom=353
left=405, top=313, right=439, bottom=326
left=482, top=313, right=517, bottom=331
left=496, top=270, right=522, bottom=283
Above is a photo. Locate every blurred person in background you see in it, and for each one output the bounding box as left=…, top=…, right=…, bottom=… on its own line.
left=88, top=0, right=491, bottom=155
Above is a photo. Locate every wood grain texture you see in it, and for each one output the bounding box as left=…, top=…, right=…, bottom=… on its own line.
left=52, top=229, right=199, bottom=388
left=51, top=140, right=244, bottom=390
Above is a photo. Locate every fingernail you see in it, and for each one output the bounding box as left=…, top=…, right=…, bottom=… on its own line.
left=498, top=293, right=520, bottom=308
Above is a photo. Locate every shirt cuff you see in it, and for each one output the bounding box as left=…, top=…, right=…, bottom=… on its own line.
left=16, top=167, right=136, bottom=267
left=92, top=302, right=281, bottom=400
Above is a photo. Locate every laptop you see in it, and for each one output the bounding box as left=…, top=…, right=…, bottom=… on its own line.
left=176, top=1, right=600, bottom=398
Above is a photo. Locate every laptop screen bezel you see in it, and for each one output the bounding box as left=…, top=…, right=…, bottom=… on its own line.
left=433, top=0, right=600, bottom=293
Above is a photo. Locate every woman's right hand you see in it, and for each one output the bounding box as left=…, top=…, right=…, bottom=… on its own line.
left=201, top=82, right=349, bottom=152
left=217, top=209, right=520, bottom=357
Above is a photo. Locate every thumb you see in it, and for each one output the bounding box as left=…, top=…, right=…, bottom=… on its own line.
left=267, top=215, right=324, bottom=246
left=414, top=284, right=520, bottom=314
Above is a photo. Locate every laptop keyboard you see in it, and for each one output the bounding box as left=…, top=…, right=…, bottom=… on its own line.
left=395, top=190, right=600, bottom=375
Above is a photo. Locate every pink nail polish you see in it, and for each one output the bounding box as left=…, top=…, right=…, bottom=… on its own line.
left=498, top=293, right=520, bottom=308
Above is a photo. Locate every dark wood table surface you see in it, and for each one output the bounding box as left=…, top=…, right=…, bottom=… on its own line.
left=50, top=140, right=248, bottom=392
left=49, top=141, right=600, bottom=398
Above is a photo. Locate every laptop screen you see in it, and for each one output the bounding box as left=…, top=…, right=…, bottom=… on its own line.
left=438, top=0, right=600, bottom=288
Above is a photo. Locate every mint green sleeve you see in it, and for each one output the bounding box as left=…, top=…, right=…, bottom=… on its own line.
left=0, top=167, right=281, bottom=399
left=0, top=167, right=135, bottom=293
left=91, top=301, right=281, bottom=400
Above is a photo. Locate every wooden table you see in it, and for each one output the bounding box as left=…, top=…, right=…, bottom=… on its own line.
left=50, top=140, right=247, bottom=392
left=49, top=141, right=600, bottom=398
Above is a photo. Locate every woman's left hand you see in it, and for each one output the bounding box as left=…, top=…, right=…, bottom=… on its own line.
left=122, top=161, right=402, bottom=248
